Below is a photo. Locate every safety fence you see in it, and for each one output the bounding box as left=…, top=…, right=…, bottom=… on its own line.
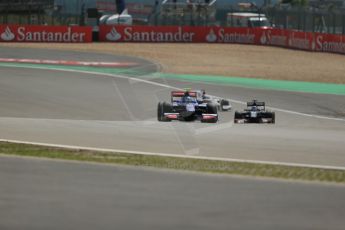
left=1, top=1, right=345, bottom=35
left=1, top=24, right=345, bottom=55
left=1, top=3, right=345, bottom=36
left=265, top=6, right=345, bottom=35
left=149, top=3, right=345, bottom=35
left=215, top=5, right=345, bottom=35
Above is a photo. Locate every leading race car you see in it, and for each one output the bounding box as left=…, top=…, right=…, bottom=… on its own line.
left=234, top=100, right=275, bottom=124
left=157, top=90, right=218, bottom=123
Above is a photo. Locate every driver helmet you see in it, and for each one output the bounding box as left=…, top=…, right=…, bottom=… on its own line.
left=185, top=96, right=194, bottom=103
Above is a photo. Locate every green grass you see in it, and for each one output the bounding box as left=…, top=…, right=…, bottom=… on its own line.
left=1, top=62, right=345, bottom=95
left=1, top=141, right=344, bottom=183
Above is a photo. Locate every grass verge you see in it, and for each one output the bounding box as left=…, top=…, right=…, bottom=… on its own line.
left=1, top=141, right=344, bottom=183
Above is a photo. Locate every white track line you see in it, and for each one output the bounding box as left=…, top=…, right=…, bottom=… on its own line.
left=1, top=139, right=345, bottom=171
left=1, top=63, right=344, bottom=122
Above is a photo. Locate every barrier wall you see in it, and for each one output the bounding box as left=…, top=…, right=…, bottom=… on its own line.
left=1, top=24, right=344, bottom=54
left=0, top=25, right=92, bottom=43
left=99, top=25, right=345, bottom=55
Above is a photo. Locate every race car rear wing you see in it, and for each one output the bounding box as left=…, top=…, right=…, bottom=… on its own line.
left=247, top=101, right=265, bottom=107
left=171, top=91, right=198, bottom=103
left=171, top=91, right=197, bottom=97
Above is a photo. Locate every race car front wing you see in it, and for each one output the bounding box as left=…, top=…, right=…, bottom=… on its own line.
left=163, top=113, right=218, bottom=122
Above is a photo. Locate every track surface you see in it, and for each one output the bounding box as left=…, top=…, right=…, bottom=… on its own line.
left=1, top=47, right=345, bottom=229
left=1, top=155, right=345, bottom=230
left=0, top=47, right=344, bottom=167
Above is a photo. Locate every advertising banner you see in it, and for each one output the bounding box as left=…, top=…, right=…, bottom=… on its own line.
left=259, top=29, right=345, bottom=54
left=99, top=25, right=260, bottom=44
left=286, top=30, right=314, bottom=51
left=313, top=33, right=345, bottom=54
left=258, top=28, right=289, bottom=47
left=258, top=29, right=314, bottom=50
left=100, top=25, right=345, bottom=55
left=0, top=25, right=92, bottom=43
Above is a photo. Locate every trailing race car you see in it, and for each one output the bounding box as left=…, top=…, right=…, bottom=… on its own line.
left=234, top=100, right=275, bottom=124
left=157, top=90, right=218, bottom=123
left=200, top=90, right=232, bottom=111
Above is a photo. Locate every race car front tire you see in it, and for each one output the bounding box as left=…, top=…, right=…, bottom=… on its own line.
left=234, top=111, right=242, bottom=123
left=207, top=103, right=218, bottom=114
left=271, top=112, right=275, bottom=124
left=157, top=102, right=163, bottom=121
left=204, top=104, right=218, bottom=123
left=157, top=102, right=172, bottom=122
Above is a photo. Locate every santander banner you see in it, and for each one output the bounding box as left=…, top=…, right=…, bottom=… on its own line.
left=314, top=32, right=345, bottom=53
left=99, top=25, right=258, bottom=44
left=100, top=25, right=345, bottom=55
left=0, top=25, right=92, bottom=43
left=259, top=29, right=345, bottom=53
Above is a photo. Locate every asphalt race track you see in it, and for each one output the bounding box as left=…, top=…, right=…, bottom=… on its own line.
left=0, top=47, right=345, bottom=167
left=1, top=155, right=345, bottom=230
left=1, top=47, right=345, bottom=229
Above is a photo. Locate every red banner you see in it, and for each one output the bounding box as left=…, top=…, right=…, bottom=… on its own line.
left=100, top=25, right=345, bottom=55
left=314, top=33, right=345, bottom=53
left=258, top=28, right=345, bottom=54
left=99, top=25, right=260, bottom=44
left=258, top=28, right=288, bottom=47
left=0, top=25, right=92, bottom=43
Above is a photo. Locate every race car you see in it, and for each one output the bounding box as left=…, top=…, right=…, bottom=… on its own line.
left=170, top=89, right=231, bottom=111
left=234, top=100, right=275, bottom=124
left=157, top=90, right=218, bottom=123
left=200, top=90, right=232, bottom=111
